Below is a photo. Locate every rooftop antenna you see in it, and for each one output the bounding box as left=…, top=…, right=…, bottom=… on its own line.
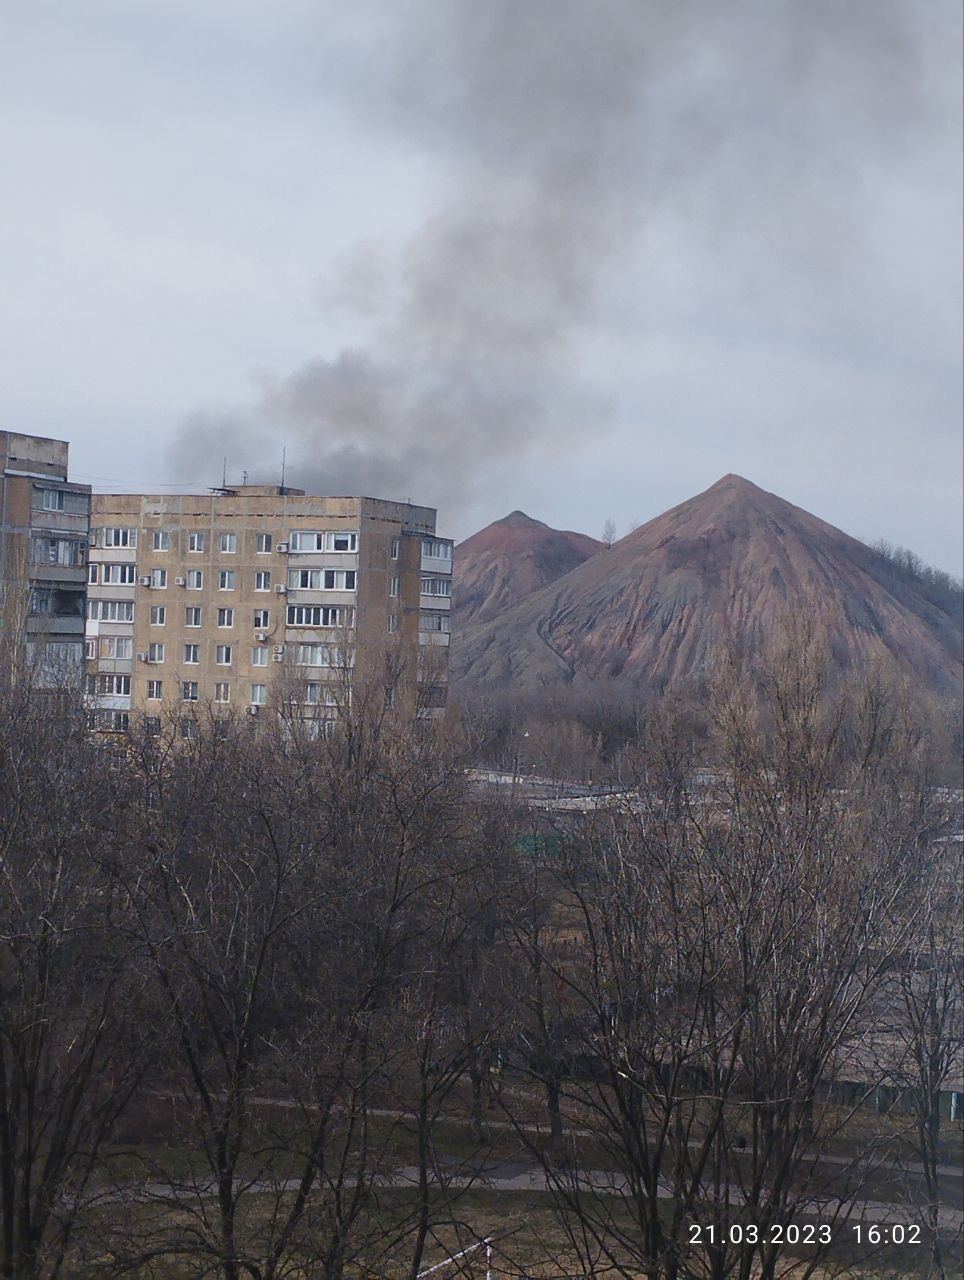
left=222, top=456, right=227, bottom=488
left=242, top=469, right=248, bottom=485
left=280, top=446, right=287, bottom=491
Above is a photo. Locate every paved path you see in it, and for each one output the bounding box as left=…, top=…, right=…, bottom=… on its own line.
left=86, top=1160, right=964, bottom=1235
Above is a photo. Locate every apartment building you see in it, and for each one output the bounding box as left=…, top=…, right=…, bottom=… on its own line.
left=85, top=486, right=452, bottom=732
left=0, top=431, right=91, bottom=680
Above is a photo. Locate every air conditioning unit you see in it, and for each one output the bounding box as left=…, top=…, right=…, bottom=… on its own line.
left=272, top=645, right=285, bottom=655
left=138, top=576, right=151, bottom=586
left=272, top=653, right=285, bottom=663
left=246, top=705, right=259, bottom=716
left=174, top=576, right=186, bottom=586
left=137, top=652, right=149, bottom=662
left=276, top=542, right=288, bottom=553
left=274, top=584, right=287, bottom=594
left=255, top=632, right=269, bottom=642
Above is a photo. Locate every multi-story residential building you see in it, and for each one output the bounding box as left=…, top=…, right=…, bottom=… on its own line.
left=0, top=432, right=90, bottom=681
left=85, top=486, right=452, bottom=733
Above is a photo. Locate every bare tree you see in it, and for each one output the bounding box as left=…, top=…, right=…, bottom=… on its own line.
left=0, top=672, right=147, bottom=1279
left=501, top=626, right=947, bottom=1278
left=601, top=518, right=617, bottom=549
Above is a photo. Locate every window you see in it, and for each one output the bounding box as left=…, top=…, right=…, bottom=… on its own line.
left=147, top=679, right=163, bottom=700
left=182, top=681, right=199, bottom=702
left=389, top=576, right=399, bottom=598
left=41, top=488, right=65, bottom=511
left=148, top=642, right=165, bottom=663
left=252, top=647, right=268, bottom=667
left=304, top=682, right=321, bottom=704
left=94, top=674, right=131, bottom=696
left=88, top=599, right=133, bottom=622
left=295, top=643, right=333, bottom=666
left=144, top=716, right=161, bottom=736
left=288, top=531, right=321, bottom=552
left=150, top=568, right=167, bottom=589
left=217, top=607, right=234, bottom=627
left=214, top=682, right=231, bottom=703
left=185, top=606, right=202, bottom=627
left=326, top=531, right=357, bottom=552
left=183, top=644, right=199, bottom=664
left=256, top=533, right=272, bottom=553
left=32, top=535, right=84, bottom=566
left=97, top=636, right=133, bottom=660
left=187, top=569, right=203, bottom=589
left=152, top=530, right=171, bottom=551
left=188, top=531, right=205, bottom=553
left=180, top=716, right=198, bottom=739
left=390, top=537, right=400, bottom=559
left=288, top=530, right=357, bottom=552
left=85, top=638, right=95, bottom=659
left=419, top=611, right=451, bottom=633
left=387, top=613, right=399, bottom=634
left=103, top=563, right=137, bottom=585
left=218, top=570, right=235, bottom=590
left=250, top=683, right=267, bottom=706
left=254, top=570, right=271, bottom=591
left=91, top=709, right=129, bottom=732
left=219, top=532, right=237, bottom=553
left=102, top=527, right=136, bottom=548
left=253, top=609, right=270, bottom=629
left=285, top=605, right=355, bottom=628
left=421, top=576, right=451, bottom=597
left=288, top=569, right=357, bottom=591
left=150, top=605, right=166, bottom=625
left=88, top=564, right=99, bottom=584
left=421, top=539, right=452, bottom=561
left=215, top=645, right=232, bottom=665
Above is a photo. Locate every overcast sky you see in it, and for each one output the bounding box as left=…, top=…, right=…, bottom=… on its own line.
left=2, top=1, right=961, bottom=570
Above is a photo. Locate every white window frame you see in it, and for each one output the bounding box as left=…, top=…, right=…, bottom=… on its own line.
left=103, top=526, right=136, bottom=548
left=219, top=532, right=237, bottom=554
left=150, top=605, right=166, bottom=626
left=183, top=644, right=200, bottom=665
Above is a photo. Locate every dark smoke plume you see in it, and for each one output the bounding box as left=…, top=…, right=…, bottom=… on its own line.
left=169, top=0, right=938, bottom=508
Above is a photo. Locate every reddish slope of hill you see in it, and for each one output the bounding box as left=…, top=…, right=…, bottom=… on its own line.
left=453, top=510, right=602, bottom=625
left=451, top=476, right=963, bottom=695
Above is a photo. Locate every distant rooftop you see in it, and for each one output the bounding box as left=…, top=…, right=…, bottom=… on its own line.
left=212, top=484, right=306, bottom=497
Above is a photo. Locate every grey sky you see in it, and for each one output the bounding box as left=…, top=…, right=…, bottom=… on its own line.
left=2, top=1, right=961, bottom=571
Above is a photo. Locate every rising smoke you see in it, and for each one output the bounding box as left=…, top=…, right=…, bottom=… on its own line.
left=169, top=0, right=940, bottom=508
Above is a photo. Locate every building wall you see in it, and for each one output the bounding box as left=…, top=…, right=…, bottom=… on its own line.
left=86, top=488, right=451, bottom=731
left=0, top=432, right=90, bottom=681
